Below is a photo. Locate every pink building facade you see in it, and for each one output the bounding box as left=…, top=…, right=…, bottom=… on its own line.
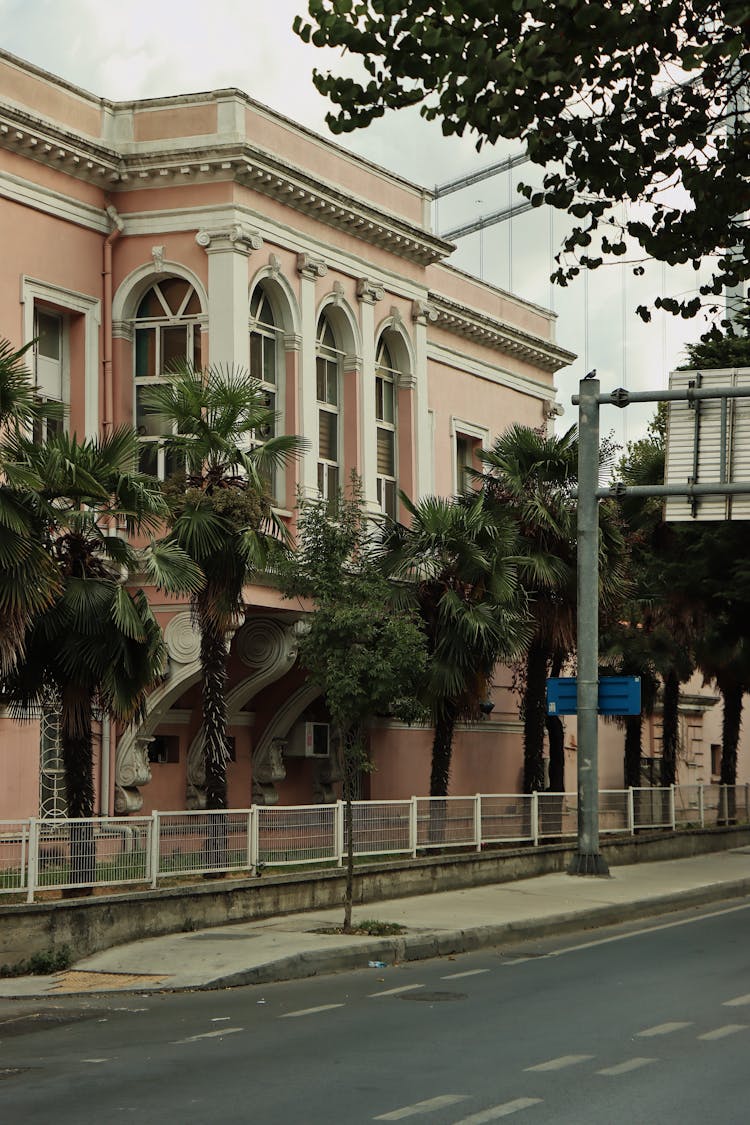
left=1, top=52, right=742, bottom=819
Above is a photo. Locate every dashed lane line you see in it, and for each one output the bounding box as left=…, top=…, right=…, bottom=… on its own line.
left=449, top=1097, right=543, bottom=1123
left=369, top=984, right=425, bottom=998
left=172, top=1028, right=244, bottom=1043
left=597, top=1057, right=656, bottom=1076
left=441, top=970, right=491, bottom=980
left=279, top=1004, right=345, bottom=1019
left=373, top=1095, right=470, bottom=1120
left=698, top=1024, right=747, bottom=1041
left=637, top=1021, right=692, bottom=1037
left=723, top=994, right=750, bottom=1007
left=524, top=1054, right=593, bottom=1072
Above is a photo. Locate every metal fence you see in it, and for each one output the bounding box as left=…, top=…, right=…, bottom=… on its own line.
left=2, top=783, right=749, bottom=902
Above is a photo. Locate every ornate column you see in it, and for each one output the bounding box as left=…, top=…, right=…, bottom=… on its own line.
left=358, top=277, right=385, bottom=513
left=412, top=299, right=438, bottom=500
left=196, top=224, right=263, bottom=369
left=297, top=253, right=327, bottom=496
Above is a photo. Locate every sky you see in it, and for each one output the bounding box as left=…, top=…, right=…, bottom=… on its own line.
left=1, top=0, right=717, bottom=446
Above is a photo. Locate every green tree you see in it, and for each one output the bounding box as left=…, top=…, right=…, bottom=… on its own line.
left=0, top=338, right=60, bottom=673
left=2, top=427, right=198, bottom=880
left=279, top=480, right=426, bottom=930
left=296, top=1, right=750, bottom=320
left=382, top=491, right=530, bottom=797
left=145, top=363, right=305, bottom=810
left=479, top=424, right=628, bottom=793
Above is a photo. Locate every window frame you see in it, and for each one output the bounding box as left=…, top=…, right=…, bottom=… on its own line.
left=375, top=337, right=399, bottom=520
left=133, top=278, right=203, bottom=480
left=316, top=315, right=343, bottom=509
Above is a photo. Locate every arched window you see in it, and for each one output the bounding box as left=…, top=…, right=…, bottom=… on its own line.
left=316, top=313, right=342, bottom=508
left=133, top=277, right=202, bottom=478
left=375, top=336, right=398, bottom=519
left=250, top=285, right=279, bottom=442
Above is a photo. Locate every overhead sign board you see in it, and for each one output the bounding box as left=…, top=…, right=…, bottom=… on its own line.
left=665, top=368, right=750, bottom=522
left=546, top=676, right=642, bottom=717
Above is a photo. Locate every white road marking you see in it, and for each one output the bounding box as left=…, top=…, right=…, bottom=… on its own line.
left=81, top=1058, right=110, bottom=1064
left=369, top=984, right=424, bottom=998
left=698, top=1024, right=747, bottom=1041
left=542, top=901, right=750, bottom=960
left=441, top=969, right=491, bottom=980
left=279, top=1004, right=345, bottom=1019
left=501, top=958, right=534, bottom=965
left=597, top=1057, right=655, bottom=1076
left=524, top=1054, right=593, bottom=1072
left=723, top=993, right=750, bottom=1007
left=373, top=1094, right=469, bottom=1120
left=172, top=1027, right=243, bottom=1043
left=450, top=1097, right=543, bottom=1123
left=637, top=1021, right=692, bottom=1037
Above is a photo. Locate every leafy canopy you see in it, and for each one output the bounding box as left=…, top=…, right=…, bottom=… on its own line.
left=296, top=1, right=750, bottom=321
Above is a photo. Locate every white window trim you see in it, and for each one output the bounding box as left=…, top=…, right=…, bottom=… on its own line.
left=21, top=277, right=101, bottom=439
left=450, top=416, right=490, bottom=494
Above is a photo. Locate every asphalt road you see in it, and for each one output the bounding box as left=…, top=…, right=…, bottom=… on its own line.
left=2, top=899, right=750, bottom=1125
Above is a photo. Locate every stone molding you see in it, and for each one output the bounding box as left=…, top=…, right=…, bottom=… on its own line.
left=296, top=252, right=327, bottom=279
left=196, top=224, right=263, bottom=255
left=357, top=277, right=384, bottom=305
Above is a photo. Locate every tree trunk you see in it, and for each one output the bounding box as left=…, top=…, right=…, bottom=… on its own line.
left=60, top=687, right=95, bottom=890
left=546, top=715, right=565, bottom=792
left=623, top=713, right=643, bottom=830
left=661, top=668, right=680, bottom=787
left=523, top=638, right=548, bottom=793
left=342, top=729, right=356, bottom=934
left=429, top=707, right=456, bottom=797
left=429, top=706, right=456, bottom=845
left=719, top=676, right=743, bottom=824
left=200, top=617, right=230, bottom=872
left=200, top=618, right=230, bottom=811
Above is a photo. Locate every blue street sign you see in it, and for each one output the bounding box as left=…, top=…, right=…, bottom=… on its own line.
left=546, top=676, right=641, bottom=717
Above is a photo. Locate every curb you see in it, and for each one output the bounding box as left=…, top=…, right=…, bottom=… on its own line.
left=4, top=876, right=750, bottom=999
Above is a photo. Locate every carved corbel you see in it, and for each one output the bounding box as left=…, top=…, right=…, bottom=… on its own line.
left=196, top=225, right=263, bottom=255
left=357, top=277, right=385, bottom=304
left=411, top=298, right=438, bottom=324
left=252, top=738, right=287, bottom=805
left=297, top=252, right=327, bottom=279
left=114, top=736, right=153, bottom=814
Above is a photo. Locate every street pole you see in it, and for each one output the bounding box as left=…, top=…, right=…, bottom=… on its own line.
left=570, top=377, right=609, bottom=875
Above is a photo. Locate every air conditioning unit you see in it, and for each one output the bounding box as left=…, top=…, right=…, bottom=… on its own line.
left=286, top=722, right=331, bottom=759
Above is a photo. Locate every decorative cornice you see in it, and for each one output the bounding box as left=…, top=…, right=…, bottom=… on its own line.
left=0, top=99, right=453, bottom=266
left=195, top=224, right=263, bottom=254
left=297, top=252, right=327, bottom=279
left=357, top=277, right=385, bottom=304
left=427, top=293, right=576, bottom=373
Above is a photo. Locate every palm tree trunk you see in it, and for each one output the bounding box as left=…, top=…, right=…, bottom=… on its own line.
left=661, top=668, right=679, bottom=787
left=200, top=616, right=229, bottom=872
left=624, top=714, right=642, bottom=788
left=523, top=638, right=548, bottom=793
left=60, top=687, right=95, bottom=889
left=719, top=676, right=742, bottom=824
left=429, top=706, right=457, bottom=845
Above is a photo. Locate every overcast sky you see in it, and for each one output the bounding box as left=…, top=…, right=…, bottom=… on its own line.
left=1, top=0, right=714, bottom=446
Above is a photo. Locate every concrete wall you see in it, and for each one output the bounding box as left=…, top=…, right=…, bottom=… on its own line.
left=2, top=826, right=749, bottom=970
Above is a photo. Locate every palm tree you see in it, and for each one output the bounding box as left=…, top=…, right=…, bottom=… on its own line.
left=143, top=363, right=305, bottom=810
left=382, top=492, right=530, bottom=797
left=0, top=338, right=60, bottom=673
left=479, top=424, right=627, bottom=793
left=2, top=426, right=199, bottom=880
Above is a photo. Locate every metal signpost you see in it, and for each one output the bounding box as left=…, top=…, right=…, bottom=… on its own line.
left=570, top=375, right=750, bottom=876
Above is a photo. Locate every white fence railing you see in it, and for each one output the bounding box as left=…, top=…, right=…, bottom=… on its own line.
left=2, top=783, right=749, bottom=903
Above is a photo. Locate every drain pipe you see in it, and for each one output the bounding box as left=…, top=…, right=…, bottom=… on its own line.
left=102, top=204, right=124, bottom=434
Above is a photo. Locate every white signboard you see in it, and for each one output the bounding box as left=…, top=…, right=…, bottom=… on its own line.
left=665, top=367, right=750, bottom=522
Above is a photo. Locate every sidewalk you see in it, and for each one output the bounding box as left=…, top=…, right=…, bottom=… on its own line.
left=3, top=848, right=750, bottom=998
